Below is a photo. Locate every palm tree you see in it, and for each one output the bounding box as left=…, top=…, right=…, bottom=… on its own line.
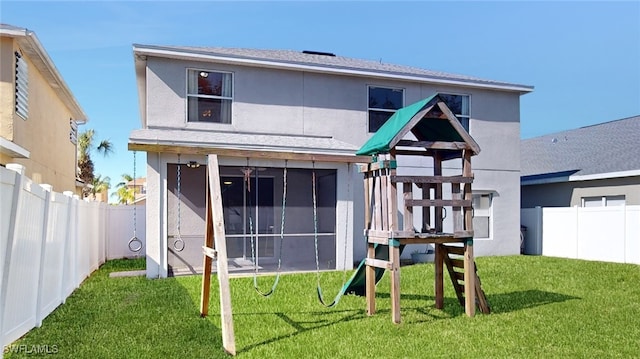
left=78, top=129, right=113, bottom=194
left=89, top=174, right=111, bottom=201
left=111, top=173, right=135, bottom=204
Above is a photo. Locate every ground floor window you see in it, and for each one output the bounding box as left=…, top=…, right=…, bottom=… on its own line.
left=472, top=193, right=492, bottom=239
left=220, top=167, right=337, bottom=266
left=582, top=195, right=625, bottom=207
left=165, top=163, right=338, bottom=274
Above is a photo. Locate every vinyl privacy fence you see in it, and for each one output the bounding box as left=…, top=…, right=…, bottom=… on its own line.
left=521, top=205, right=640, bottom=264
left=1, top=165, right=146, bottom=351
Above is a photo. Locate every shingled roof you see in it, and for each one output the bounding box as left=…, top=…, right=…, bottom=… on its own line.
left=133, top=44, right=533, bottom=93
left=521, top=116, right=640, bottom=183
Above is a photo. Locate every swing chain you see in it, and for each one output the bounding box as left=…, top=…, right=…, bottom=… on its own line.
left=250, top=159, right=287, bottom=296
left=173, top=154, right=185, bottom=252
left=314, top=161, right=350, bottom=308
left=128, top=150, right=143, bottom=252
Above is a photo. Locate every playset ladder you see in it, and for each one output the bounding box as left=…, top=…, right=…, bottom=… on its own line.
left=439, top=244, right=491, bottom=314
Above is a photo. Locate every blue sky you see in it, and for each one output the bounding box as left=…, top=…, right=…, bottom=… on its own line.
left=2, top=1, right=639, bottom=201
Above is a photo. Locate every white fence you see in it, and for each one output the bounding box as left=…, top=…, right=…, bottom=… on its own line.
left=1, top=165, right=146, bottom=351
left=521, top=206, right=640, bottom=264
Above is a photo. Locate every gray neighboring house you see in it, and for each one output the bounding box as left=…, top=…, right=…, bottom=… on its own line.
left=128, top=44, right=533, bottom=278
left=521, top=116, right=640, bottom=208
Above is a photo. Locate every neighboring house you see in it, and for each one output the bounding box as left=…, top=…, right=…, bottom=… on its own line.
left=129, top=44, right=533, bottom=278
left=128, top=176, right=146, bottom=205
left=521, top=116, right=640, bottom=208
left=0, top=24, right=88, bottom=194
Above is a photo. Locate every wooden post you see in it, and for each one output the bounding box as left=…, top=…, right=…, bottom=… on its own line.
left=207, top=155, right=236, bottom=355
left=390, top=241, right=401, bottom=323
left=463, top=151, right=473, bottom=232
left=388, top=151, right=400, bottom=323
left=200, top=182, right=214, bottom=317
left=366, top=242, right=376, bottom=316
left=387, top=152, right=398, bottom=233
left=402, top=182, right=413, bottom=232
left=433, top=153, right=443, bottom=232
left=463, top=239, right=476, bottom=317
left=422, top=184, right=431, bottom=232
left=452, top=183, right=462, bottom=233
left=434, top=243, right=444, bottom=309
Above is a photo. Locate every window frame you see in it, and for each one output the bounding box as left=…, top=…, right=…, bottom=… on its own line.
left=472, top=192, right=493, bottom=239
left=438, top=92, right=470, bottom=132
left=581, top=195, right=626, bottom=207
left=367, top=85, right=405, bottom=133
left=185, top=68, right=234, bottom=124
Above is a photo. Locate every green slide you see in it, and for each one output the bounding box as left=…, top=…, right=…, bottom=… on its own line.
left=343, top=244, right=405, bottom=296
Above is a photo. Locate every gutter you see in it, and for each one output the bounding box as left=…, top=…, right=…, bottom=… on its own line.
left=133, top=45, right=534, bottom=94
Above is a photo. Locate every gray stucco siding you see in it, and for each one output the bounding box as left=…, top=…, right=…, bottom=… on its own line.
left=141, top=55, right=526, bottom=275
left=522, top=176, right=640, bottom=208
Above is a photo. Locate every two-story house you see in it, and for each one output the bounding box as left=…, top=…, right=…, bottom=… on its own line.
left=0, top=24, right=88, bottom=194
left=129, top=44, right=533, bottom=278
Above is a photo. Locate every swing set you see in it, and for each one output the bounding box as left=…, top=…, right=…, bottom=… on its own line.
left=193, top=95, right=492, bottom=355
left=198, top=153, right=365, bottom=355
left=244, top=160, right=352, bottom=306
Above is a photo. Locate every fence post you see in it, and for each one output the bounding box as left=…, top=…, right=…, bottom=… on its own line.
left=573, top=205, right=580, bottom=259
left=535, top=206, right=543, bottom=255
left=60, top=191, right=74, bottom=303
left=0, top=165, right=24, bottom=349
left=35, top=184, right=52, bottom=327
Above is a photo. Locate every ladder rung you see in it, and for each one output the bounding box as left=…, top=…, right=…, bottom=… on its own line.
left=453, top=271, right=465, bottom=281
left=450, top=258, right=464, bottom=269
left=365, top=258, right=392, bottom=270
left=445, top=245, right=465, bottom=256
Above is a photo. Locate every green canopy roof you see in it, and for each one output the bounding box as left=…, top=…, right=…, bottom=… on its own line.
left=356, top=93, right=480, bottom=156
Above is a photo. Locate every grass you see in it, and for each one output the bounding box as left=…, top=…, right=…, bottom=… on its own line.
left=5, top=256, right=640, bottom=358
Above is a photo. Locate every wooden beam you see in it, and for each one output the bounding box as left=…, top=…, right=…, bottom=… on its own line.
left=373, top=172, right=382, bottom=231
left=366, top=243, right=376, bottom=316
left=388, top=104, right=436, bottom=149
left=435, top=244, right=444, bottom=309
left=390, top=244, right=401, bottom=324
left=422, top=183, right=431, bottom=232
left=364, top=172, right=372, bottom=231
left=391, top=175, right=473, bottom=184
left=405, top=199, right=472, bottom=207
left=365, top=258, right=393, bottom=270
left=202, top=246, right=217, bottom=259
left=463, top=150, right=474, bottom=232
left=434, top=153, right=443, bottom=233
left=358, top=160, right=396, bottom=173
left=200, top=183, right=214, bottom=318
left=452, top=184, right=462, bottom=233
left=436, top=101, right=481, bottom=155
left=402, top=182, right=413, bottom=232
left=396, top=139, right=472, bottom=151
left=464, top=240, right=476, bottom=317
left=128, top=142, right=370, bottom=164
left=207, top=154, right=236, bottom=355
left=445, top=245, right=465, bottom=256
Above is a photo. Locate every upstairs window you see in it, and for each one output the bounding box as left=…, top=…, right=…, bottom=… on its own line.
left=15, top=51, right=28, bottom=119
left=439, top=93, right=470, bottom=132
left=368, top=86, right=404, bottom=132
left=187, top=69, right=232, bottom=123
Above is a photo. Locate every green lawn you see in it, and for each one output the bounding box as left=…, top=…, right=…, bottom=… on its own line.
left=5, top=256, right=640, bottom=358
